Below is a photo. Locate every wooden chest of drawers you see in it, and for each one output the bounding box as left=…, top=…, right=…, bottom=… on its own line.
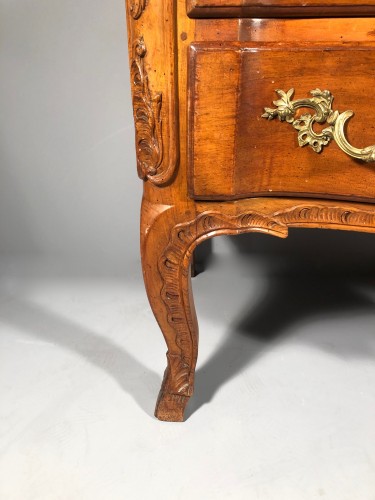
left=125, top=0, right=375, bottom=421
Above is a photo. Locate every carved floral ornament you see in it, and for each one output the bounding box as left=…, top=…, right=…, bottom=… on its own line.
left=131, top=37, right=164, bottom=181
left=262, top=88, right=375, bottom=162
left=129, top=0, right=147, bottom=19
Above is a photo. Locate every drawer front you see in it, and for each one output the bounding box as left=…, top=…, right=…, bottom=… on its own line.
left=188, top=42, right=375, bottom=202
left=187, top=0, right=375, bottom=17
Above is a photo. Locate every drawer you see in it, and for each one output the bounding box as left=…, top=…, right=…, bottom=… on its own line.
left=187, top=0, right=375, bottom=17
left=188, top=42, right=375, bottom=202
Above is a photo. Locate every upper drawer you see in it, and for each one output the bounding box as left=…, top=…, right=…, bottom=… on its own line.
left=188, top=41, right=375, bottom=203
left=187, top=0, right=375, bottom=18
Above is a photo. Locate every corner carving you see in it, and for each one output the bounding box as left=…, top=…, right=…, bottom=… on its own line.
left=131, top=37, right=163, bottom=181
left=129, top=0, right=147, bottom=19
left=158, top=203, right=375, bottom=395
left=126, top=0, right=179, bottom=185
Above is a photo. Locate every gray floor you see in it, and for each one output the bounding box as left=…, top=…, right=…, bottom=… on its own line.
left=1, top=232, right=375, bottom=500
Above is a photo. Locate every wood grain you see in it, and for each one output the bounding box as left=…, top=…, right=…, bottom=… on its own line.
left=189, top=42, right=375, bottom=201
left=240, top=18, right=375, bottom=43
left=187, top=0, right=375, bottom=18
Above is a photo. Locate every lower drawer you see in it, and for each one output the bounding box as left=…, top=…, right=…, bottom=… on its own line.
left=188, top=42, right=375, bottom=202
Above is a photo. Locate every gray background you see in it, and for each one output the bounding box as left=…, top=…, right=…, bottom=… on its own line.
left=1, top=0, right=141, bottom=273
left=1, top=1, right=375, bottom=499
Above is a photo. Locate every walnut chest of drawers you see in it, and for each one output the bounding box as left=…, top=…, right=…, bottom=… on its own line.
left=125, top=0, right=375, bottom=421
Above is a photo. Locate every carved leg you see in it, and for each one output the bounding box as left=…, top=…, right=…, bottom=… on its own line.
left=141, top=200, right=288, bottom=421
left=141, top=200, right=199, bottom=422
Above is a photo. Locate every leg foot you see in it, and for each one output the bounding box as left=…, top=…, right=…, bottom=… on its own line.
left=141, top=201, right=198, bottom=422
left=155, top=391, right=189, bottom=422
left=154, top=353, right=193, bottom=421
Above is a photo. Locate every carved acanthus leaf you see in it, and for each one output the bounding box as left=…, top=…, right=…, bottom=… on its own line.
left=131, top=37, right=163, bottom=181
left=126, top=1, right=178, bottom=185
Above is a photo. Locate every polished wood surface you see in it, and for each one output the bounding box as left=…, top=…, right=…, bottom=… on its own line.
left=187, top=0, right=375, bottom=18
left=189, top=42, right=375, bottom=201
left=125, top=0, right=375, bottom=421
left=125, top=0, right=179, bottom=185
left=240, top=18, right=375, bottom=42
left=194, top=17, right=375, bottom=42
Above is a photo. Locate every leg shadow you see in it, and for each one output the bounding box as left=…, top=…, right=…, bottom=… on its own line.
left=186, top=230, right=375, bottom=418
left=0, top=297, right=160, bottom=417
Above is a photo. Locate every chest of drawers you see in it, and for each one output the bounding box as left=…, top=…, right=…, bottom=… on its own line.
left=125, top=0, right=375, bottom=421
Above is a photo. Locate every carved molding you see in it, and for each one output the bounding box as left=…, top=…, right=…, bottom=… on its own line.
left=131, top=37, right=163, bottom=180
left=126, top=1, right=179, bottom=185
left=129, top=0, right=147, bottom=19
left=275, top=204, right=375, bottom=227
left=158, top=203, right=375, bottom=395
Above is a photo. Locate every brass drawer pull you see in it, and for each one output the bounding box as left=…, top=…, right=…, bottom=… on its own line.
left=262, top=88, right=375, bottom=162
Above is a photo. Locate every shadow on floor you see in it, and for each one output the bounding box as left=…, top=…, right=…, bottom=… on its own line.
left=186, top=229, right=375, bottom=419
left=0, top=297, right=160, bottom=418
left=1, top=230, right=374, bottom=422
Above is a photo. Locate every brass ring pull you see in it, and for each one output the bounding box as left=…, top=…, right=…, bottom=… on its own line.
left=262, top=88, right=375, bottom=162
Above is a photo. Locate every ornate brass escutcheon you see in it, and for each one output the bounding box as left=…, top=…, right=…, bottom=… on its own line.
left=262, top=88, right=375, bottom=162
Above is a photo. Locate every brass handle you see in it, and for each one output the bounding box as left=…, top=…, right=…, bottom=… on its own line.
left=262, top=88, right=375, bottom=163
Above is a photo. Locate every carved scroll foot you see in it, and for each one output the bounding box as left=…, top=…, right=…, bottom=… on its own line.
left=155, top=360, right=191, bottom=422
left=155, top=392, right=189, bottom=422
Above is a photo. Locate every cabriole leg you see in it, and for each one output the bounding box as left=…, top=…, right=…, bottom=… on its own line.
left=141, top=200, right=199, bottom=422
